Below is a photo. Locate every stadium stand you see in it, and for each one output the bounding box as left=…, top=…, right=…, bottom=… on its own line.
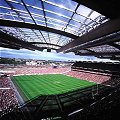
left=0, top=77, right=18, bottom=117
left=65, top=70, right=110, bottom=83
left=72, top=61, right=120, bottom=75
left=13, top=67, right=70, bottom=75
left=103, top=76, right=120, bottom=87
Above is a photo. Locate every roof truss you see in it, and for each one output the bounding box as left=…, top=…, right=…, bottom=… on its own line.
left=57, top=17, right=120, bottom=53
left=0, top=19, right=78, bottom=39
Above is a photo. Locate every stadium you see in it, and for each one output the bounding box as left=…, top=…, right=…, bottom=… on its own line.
left=0, top=0, right=120, bottom=120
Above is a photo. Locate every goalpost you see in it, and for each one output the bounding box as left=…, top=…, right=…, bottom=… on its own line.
left=92, top=84, right=99, bottom=99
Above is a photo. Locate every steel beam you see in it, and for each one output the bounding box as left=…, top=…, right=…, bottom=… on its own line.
left=0, top=32, right=59, bottom=51
left=34, top=96, right=48, bottom=113
left=0, top=19, right=78, bottom=39
left=29, top=42, right=61, bottom=47
left=73, top=0, right=120, bottom=19
left=0, top=31, right=44, bottom=51
left=57, top=17, right=120, bottom=52
left=98, top=55, right=120, bottom=61
left=108, top=43, right=120, bottom=50
left=75, top=51, right=120, bottom=56
left=65, top=37, right=120, bottom=53
left=0, top=44, right=20, bottom=50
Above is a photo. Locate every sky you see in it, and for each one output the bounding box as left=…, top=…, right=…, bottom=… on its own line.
left=0, top=47, right=118, bottom=62
left=0, top=47, right=99, bottom=61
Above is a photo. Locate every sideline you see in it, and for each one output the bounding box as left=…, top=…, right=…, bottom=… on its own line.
left=8, top=77, right=25, bottom=107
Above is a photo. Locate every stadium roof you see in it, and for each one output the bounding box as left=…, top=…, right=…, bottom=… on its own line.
left=0, top=0, right=120, bottom=60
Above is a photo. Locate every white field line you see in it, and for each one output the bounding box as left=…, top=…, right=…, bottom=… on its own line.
left=8, top=78, right=25, bottom=106
left=13, top=71, right=70, bottom=76
left=0, top=88, right=10, bottom=90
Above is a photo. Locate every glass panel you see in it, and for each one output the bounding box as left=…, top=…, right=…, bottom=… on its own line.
left=0, top=0, right=109, bottom=47
left=44, top=2, right=73, bottom=18
left=85, top=19, right=92, bottom=24
left=72, top=14, right=86, bottom=23
left=68, top=24, right=79, bottom=30
left=33, top=16, right=44, bottom=22
left=89, top=21, right=97, bottom=28
left=89, top=45, right=120, bottom=53
left=69, top=20, right=81, bottom=28
left=11, top=2, right=27, bottom=11
left=24, top=18, right=34, bottom=24
left=27, top=6, right=44, bottom=16
left=45, top=0, right=78, bottom=11
left=23, top=0, right=42, bottom=8
left=0, top=0, right=10, bottom=7
left=89, top=11, right=101, bottom=20
left=46, top=18, right=66, bottom=27
left=0, top=7, right=9, bottom=15
left=36, top=20, right=46, bottom=26
left=76, top=5, right=91, bottom=17
left=41, top=31, right=49, bottom=42
left=47, top=23, right=65, bottom=31
left=58, top=36, right=71, bottom=46
left=46, top=11, right=69, bottom=22
left=65, top=28, right=75, bottom=34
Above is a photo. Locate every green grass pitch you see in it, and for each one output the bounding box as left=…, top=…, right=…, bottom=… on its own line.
left=12, top=74, right=96, bottom=101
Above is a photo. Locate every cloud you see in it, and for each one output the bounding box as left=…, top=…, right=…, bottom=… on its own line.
left=1, top=47, right=114, bottom=62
